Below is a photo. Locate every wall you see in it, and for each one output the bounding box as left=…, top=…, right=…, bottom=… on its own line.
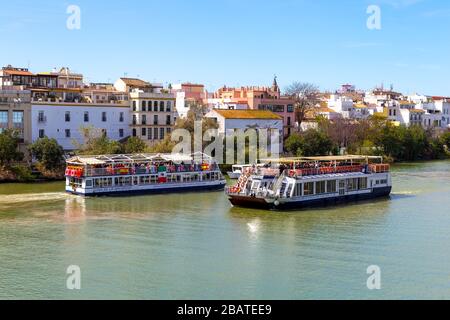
left=31, top=103, right=130, bottom=150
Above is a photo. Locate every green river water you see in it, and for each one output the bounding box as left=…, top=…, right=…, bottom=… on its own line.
left=0, top=161, right=450, bottom=299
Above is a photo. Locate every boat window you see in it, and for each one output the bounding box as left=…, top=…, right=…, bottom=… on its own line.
left=359, top=177, right=368, bottom=189
left=315, top=181, right=326, bottom=194
left=327, top=180, right=337, bottom=193
left=347, top=178, right=358, bottom=191
left=294, top=183, right=303, bottom=197
left=304, top=182, right=314, bottom=195
left=85, top=179, right=93, bottom=187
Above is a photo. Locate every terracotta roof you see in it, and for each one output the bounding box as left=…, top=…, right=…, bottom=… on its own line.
left=212, top=109, right=282, bottom=120
left=410, top=109, right=425, bottom=113
left=318, top=106, right=336, bottom=113
left=2, top=69, right=34, bottom=76
left=120, top=78, right=151, bottom=87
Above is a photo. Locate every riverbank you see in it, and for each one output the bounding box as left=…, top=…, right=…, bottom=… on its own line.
left=0, top=165, right=65, bottom=183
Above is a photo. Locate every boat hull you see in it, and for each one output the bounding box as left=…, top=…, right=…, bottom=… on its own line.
left=67, top=181, right=226, bottom=197
left=228, top=186, right=392, bottom=210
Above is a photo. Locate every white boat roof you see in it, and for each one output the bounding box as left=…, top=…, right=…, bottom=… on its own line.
left=67, top=153, right=209, bottom=165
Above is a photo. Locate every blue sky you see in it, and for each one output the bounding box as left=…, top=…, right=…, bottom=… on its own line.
left=1, top=0, right=449, bottom=95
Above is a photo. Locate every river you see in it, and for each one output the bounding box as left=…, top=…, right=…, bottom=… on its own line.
left=0, top=161, right=449, bottom=299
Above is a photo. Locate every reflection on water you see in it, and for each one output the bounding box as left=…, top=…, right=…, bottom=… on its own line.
left=0, top=161, right=450, bottom=299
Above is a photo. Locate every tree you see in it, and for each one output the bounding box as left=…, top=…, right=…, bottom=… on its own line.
left=284, top=82, right=320, bottom=130
left=75, top=126, right=122, bottom=155
left=0, top=129, right=24, bottom=167
left=28, top=137, right=64, bottom=170
left=122, top=136, right=147, bottom=154
left=284, top=129, right=335, bottom=156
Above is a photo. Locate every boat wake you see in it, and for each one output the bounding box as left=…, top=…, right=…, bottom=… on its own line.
left=0, top=192, right=73, bottom=205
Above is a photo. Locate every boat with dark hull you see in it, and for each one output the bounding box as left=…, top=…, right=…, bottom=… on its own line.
left=226, top=156, right=392, bottom=210
left=65, top=153, right=226, bottom=196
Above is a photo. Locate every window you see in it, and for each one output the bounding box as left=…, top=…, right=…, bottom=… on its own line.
left=359, top=177, right=367, bottom=190
left=273, top=105, right=284, bottom=112
left=65, top=129, right=71, bottom=138
left=102, top=112, right=107, bottom=122
left=327, top=180, right=337, bottom=193
left=294, top=183, right=303, bottom=197
left=166, top=101, right=171, bottom=112
left=304, top=182, right=314, bottom=195
left=347, top=178, right=358, bottom=191
left=119, top=128, right=124, bottom=138
left=316, top=181, right=326, bottom=194
left=39, top=129, right=45, bottom=138
left=166, top=115, right=171, bottom=125
left=287, top=116, right=291, bottom=126
left=153, top=101, right=158, bottom=111
left=148, top=128, right=152, bottom=140
left=0, top=111, right=8, bottom=131
left=38, top=111, right=45, bottom=122
left=166, top=127, right=171, bottom=134
left=160, top=128, right=165, bottom=140
left=119, top=112, right=124, bottom=122
left=142, top=114, right=147, bottom=125
left=287, top=105, right=294, bottom=113
left=142, top=128, right=146, bottom=136
left=153, top=115, right=158, bottom=125
left=132, top=128, right=136, bottom=137
left=159, top=101, right=164, bottom=112
left=133, top=114, right=137, bottom=125
left=142, top=101, right=146, bottom=111
left=84, top=111, right=89, bottom=122
left=65, top=111, right=71, bottom=122
left=132, top=101, right=137, bottom=111
left=154, top=127, right=159, bottom=140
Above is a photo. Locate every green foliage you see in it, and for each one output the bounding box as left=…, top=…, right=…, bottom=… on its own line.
left=288, top=119, right=450, bottom=162
left=122, top=136, right=147, bottom=154
left=285, top=129, right=336, bottom=157
left=10, top=164, right=34, bottom=182
left=29, top=137, right=64, bottom=170
left=75, top=126, right=122, bottom=155
left=441, top=132, right=450, bottom=148
left=0, top=129, right=24, bottom=166
left=147, top=137, right=175, bottom=153
left=373, top=125, right=443, bottom=161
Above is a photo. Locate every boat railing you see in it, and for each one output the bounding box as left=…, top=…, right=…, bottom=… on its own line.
left=66, top=164, right=220, bottom=178
left=285, top=165, right=365, bottom=178
left=369, top=164, right=390, bottom=173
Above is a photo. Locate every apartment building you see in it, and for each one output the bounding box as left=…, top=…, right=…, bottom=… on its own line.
left=212, top=77, right=296, bottom=137
left=130, top=89, right=176, bottom=146
left=0, top=89, right=32, bottom=150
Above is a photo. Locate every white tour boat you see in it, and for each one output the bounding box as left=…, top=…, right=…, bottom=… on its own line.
left=227, top=164, right=267, bottom=179
left=226, top=155, right=392, bottom=210
left=65, top=153, right=226, bottom=196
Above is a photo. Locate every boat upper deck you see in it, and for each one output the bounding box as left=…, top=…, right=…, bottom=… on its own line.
left=65, top=153, right=221, bottom=178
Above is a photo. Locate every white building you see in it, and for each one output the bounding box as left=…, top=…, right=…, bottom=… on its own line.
left=327, top=94, right=353, bottom=113
left=31, top=102, right=130, bottom=150
left=205, top=109, right=284, bottom=154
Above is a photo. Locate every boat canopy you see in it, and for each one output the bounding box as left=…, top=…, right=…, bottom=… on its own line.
left=66, top=153, right=212, bottom=166
left=260, top=155, right=384, bottom=164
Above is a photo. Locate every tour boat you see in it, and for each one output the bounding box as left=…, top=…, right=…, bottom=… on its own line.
left=65, top=153, right=226, bottom=196
left=226, top=155, right=392, bottom=210
left=227, top=164, right=266, bottom=179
